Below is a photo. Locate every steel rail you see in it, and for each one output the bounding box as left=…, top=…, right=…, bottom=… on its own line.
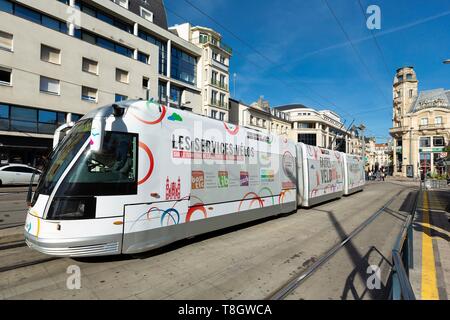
left=267, top=188, right=406, bottom=300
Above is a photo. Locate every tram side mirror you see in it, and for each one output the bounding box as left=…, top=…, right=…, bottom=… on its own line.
left=90, top=117, right=105, bottom=153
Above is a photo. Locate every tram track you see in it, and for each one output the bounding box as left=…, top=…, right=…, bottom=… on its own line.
left=0, top=240, right=61, bottom=273
left=266, top=186, right=417, bottom=300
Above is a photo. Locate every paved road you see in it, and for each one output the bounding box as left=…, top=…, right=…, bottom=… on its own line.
left=0, top=181, right=418, bottom=300
left=0, top=186, right=29, bottom=229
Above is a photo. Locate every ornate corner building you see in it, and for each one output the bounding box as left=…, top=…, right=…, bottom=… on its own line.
left=389, top=66, right=450, bottom=178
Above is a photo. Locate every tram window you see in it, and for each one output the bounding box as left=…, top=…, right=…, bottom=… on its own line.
left=56, top=132, right=138, bottom=196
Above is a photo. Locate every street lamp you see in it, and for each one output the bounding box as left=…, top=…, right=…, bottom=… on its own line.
left=357, top=123, right=366, bottom=172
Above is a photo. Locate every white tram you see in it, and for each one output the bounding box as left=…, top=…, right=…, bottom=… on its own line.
left=24, top=100, right=364, bottom=257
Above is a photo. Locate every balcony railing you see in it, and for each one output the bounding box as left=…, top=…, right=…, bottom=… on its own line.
left=389, top=126, right=406, bottom=133
left=419, top=123, right=445, bottom=130
left=210, top=100, right=228, bottom=109
left=210, top=78, right=228, bottom=91
left=199, top=36, right=233, bottom=55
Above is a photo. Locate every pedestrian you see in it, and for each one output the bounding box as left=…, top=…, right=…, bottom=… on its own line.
left=368, top=170, right=372, bottom=181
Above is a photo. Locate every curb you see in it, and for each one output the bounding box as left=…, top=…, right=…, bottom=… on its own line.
left=0, top=226, right=24, bottom=245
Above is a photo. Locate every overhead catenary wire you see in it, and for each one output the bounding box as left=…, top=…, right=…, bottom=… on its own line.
left=322, top=0, right=391, bottom=105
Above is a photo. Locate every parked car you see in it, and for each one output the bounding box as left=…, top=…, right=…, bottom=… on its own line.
left=0, top=164, right=41, bottom=186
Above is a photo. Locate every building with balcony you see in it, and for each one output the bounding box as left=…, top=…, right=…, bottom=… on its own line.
left=228, top=97, right=291, bottom=136
left=0, top=0, right=204, bottom=166
left=274, top=104, right=351, bottom=152
left=170, top=23, right=232, bottom=121
left=389, top=66, right=450, bottom=177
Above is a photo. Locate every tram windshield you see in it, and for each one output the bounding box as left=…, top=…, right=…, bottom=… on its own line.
left=33, top=119, right=92, bottom=200
left=55, top=131, right=138, bottom=197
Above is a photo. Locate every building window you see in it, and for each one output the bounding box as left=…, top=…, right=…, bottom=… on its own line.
left=409, top=89, right=413, bottom=98
left=73, top=0, right=132, bottom=33
left=211, top=90, right=218, bottom=105
left=142, top=77, right=149, bottom=89
left=0, top=103, right=78, bottom=134
left=0, top=30, right=13, bottom=51
left=219, top=112, right=225, bottom=121
left=0, top=67, right=12, bottom=85
left=81, top=86, right=97, bottom=102
left=419, top=137, right=431, bottom=148
left=420, top=118, right=428, bottom=126
left=435, top=116, right=443, bottom=125
left=199, top=33, right=209, bottom=44
left=170, top=86, right=182, bottom=103
left=433, top=136, right=444, bottom=147
left=75, top=29, right=133, bottom=58
left=297, top=122, right=315, bottom=129
left=212, top=51, right=218, bottom=61
left=41, top=45, right=61, bottom=65
left=2, top=1, right=68, bottom=33
left=158, top=81, right=167, bottom=103
left=140, top=6, right=153, bottom=22
left=398, top=75, right=403, bottom=82
left=406, top=74, right=412, bottom=80
left=211, top=110, right=217, bottom=119
left=115, top=68, right=129, bottom=84
left=40, top=76, right=60, bottom=95
left=298, top=133, right=317, bottom=146
left=138, top=30, right=167, bottom=75
left=115, top=94, right=128, bottom=102
left=138, top=52, right=149, bottom=64
left=82, top=58, right=98, bottom=75
left=171, top=47, right=197, bottom=85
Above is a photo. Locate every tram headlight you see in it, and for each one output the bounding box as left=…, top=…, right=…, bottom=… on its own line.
left=47, top=197, right=96, bottom=220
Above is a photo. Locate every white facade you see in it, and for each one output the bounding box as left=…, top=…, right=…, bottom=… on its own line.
left=276, top=105, right=351, bottom=152
left=170, top=23, right=232, bottom=121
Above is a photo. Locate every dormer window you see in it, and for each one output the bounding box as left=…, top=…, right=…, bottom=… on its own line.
left=397, top=75, right=404, bottom=81
left=406, top=73, right=412, bottom=80
left=140, top=6, right=154, bottom=22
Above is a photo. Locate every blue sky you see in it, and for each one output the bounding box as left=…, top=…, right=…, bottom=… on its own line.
left=165, top=0, right=450, bottom=142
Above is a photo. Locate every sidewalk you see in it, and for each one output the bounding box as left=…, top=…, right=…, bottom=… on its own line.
left=409, top=188, right=450, bottom=300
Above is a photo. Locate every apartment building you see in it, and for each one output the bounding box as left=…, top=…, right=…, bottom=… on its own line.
left=170, top=23, right=232, bottom=121
left=0, top=0, right=205, bottom=165
left=228, top=97, right=291, bottom=136
left=389, top=67, right=450, bottom=177
left=275, top=104, right=351, bottom=153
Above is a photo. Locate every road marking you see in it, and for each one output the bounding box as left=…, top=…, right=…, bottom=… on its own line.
left=421, top=191, right=439, bottom=300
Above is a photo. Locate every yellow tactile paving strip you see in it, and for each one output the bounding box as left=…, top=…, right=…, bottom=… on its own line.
left=421, top=191, right=439, bottom=300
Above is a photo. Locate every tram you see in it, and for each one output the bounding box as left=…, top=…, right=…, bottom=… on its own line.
left=24, top=100, right=364, bottom=257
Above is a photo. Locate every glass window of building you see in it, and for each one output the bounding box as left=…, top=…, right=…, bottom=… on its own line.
left=116, top=68, right=129, bottom=84
left=158, top=81, right=167, bottom=103
left=40, top=76, right=60, bottom=95
left=138, top=52, right=149, bottom=64
left=0, top=30, right=13, bottom=51
left=138, top=30, right=167, bottom=75
left=142, top=77, right=149, bottom=89
left=211, top=110, right=217, bottom=119
left=435, top=116, right=443, bottom=125
left=82, top=58, right=98, bottom=75
left=140, top=6, right=153, bottom=22
left=0, top=104, right=9, bottom=130
left=115, top=94, right=128, bottom=102
left=10, top=106, right=37, bottom=133
left=219, top=112, right=225, bottom=121
left=199, top=33, right=208, bottom=44
left=0, top=67, right=11, bottom=85
left=419, top=137, right=431, bottom=148
left=433, top=136, right=444, bottom=147
left=170, top=86, right=182, bottom=103
left=420, top=118, right=428, bottom=126
left=41, top=44, right=61, bottom=64
left=81, top=86, right=97, bottom=102
left=171, top=47, right=197, bottom=85
left=298, top=133, right=317, bottom=146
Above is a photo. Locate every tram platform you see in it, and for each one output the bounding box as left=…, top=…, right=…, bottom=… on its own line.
left=409, top=188, right=450, bottom=300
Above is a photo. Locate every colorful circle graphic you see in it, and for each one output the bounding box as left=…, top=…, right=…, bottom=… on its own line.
left=224, top=122, right=239, bottom=135
left=138, top=142, right=154, bottom=185
left=131, top=102, right=167, bottom=125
